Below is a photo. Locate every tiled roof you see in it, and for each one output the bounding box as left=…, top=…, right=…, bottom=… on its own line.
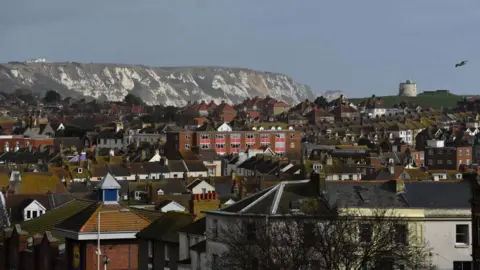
left=136, top=211, right=194, bottom=242
left=55, top=203, right=151, bottom=233
left=20, top=199, right=95, bottom=243
left=18, top=172, right=68, bottom=194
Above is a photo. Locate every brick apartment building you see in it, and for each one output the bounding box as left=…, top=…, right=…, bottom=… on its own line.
left=424, top=140, right=472, bottom=170
left=166, top=129, right=301, bottom=156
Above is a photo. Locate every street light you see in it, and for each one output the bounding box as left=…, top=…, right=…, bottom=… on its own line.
left=97, top=208, right=130, bottom=270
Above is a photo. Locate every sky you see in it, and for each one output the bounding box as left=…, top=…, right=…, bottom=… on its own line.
left=1, top=0, right=479, bottom=97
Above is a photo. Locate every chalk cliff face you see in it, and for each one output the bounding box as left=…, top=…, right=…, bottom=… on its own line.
left=0, top=62, right=315, bottom=106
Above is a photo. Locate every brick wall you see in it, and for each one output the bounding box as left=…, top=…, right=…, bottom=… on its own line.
left=2, top=226, right=63, bottom=270
left=84, top=240, right=139, bottom=270
left=189, top=192, right=220, bottom=219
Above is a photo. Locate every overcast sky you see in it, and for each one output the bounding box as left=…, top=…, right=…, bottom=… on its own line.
left=1, top=0, right=479, bottom=97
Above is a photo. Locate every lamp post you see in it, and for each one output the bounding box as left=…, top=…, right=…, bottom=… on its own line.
left=97, top=209, right=130, bottom=270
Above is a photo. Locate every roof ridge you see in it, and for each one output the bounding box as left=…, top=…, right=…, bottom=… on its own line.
left=78, top=203, right=102, bottom=233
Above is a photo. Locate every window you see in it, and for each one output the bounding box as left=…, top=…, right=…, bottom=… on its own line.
left=39, top=210, right=44, bottom=215
left=185, top=135, right=191, bottom=140
left=246, top=222, right=256, bottom=240
left=467, top=159, right=471, bottom=165
left=202, top=188, right=207, bottom=194
left=230, top=143, right=240, bottom=148
left=428, top=150, right=433, bottom=155
left=200, top=134, right=211, bottom=139
left=200, top=143, right=210, bottom=149
left=290, top=142, right=295, bottom=148
left=260, top=133, right=269, bottom=138
left=77, top=168, right=83, bottom=173
left=26, top=211, right=31, bottom=219
left=32, top=211, right=38, bottom=218
left=246, top=134, right=255, bottom=139
left=148, top=240, right=153, bottom=258
left=290, top=133, right=295, bottom=139
left=215, top=134, right=225, bottom=139
left=459, top=149, right=463, bottom=156
left=456, top=224, right=469, bottom=245
left=245, top=142, right=255, bottom=148
left=359, top=224, right=372, bottom=243
left=395, top=224, right=408, bottom=245
left=303, top=223, right=315, bottom=246
left=428, top=160, right=433, bottom=166
left=447, top=160, right=453, bottom=165
left=438, top=150, right=444, bottom=155
left=212, top=220, right=218, bottom=238
left=454, top=261, right=472, bottom=270
left=185, top=144, right=191, bottom=150
left=215, top=143, right=225, bottom=149
left=437, top=160, right=443, bottom=165
left=466, top=149, right=471, bottom=155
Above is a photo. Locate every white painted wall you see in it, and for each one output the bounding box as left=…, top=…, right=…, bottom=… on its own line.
left=204, top=160, right=222, bottom=177
left=191, top=181, right=215, bottom=195
left=160, top=202, right=186, bottom=213
left=23, top=200, right=46, bottom=221
left=187, top=171, right=208, bottom=178
left=424, top=210, right=472, bottom=270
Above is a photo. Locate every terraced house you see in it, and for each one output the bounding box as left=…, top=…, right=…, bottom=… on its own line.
left=204, top=174, right=472, bottom=270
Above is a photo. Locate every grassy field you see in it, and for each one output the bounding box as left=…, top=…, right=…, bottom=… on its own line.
left=349, top=92, right=465, bottom=109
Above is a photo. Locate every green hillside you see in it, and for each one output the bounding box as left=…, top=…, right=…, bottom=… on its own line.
left=349, top=91, right=464, bottom=109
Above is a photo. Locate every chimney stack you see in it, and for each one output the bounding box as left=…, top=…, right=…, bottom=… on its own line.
left=396, top=179, right=405, bottom=194
left=388, top=164, right=395, bottom=175
left=310, top=172, right=326, bottom=196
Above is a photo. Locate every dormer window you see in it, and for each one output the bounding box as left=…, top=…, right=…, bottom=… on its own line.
left=313, top=163, right=323, bottom=170
left=78, top=168, right=83, bottom=174
left=456, top=173, right=463, bottom=180
left=157, top=189, right=164, bottom=195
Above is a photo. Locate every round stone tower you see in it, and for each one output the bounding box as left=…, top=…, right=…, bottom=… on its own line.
left=398, top=80, right=417, bottom=97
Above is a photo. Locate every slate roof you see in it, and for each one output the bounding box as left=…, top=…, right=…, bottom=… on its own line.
left=168, top=160, right=187, bottom=172
left=178, top=217, right=205, bottom=235
left=184, top=160, right=207, bottom=172
left=136, top=212, right=195, bottom=243
left=20, top=199, right=95, bottom=243
left=213, top=178, right=471, bottom=215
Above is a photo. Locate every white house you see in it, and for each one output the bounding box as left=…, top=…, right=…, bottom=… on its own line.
left=23, top=199, right=47, bottom=221
left=204, top=176, right=472, bottom=269
left=156, top=200, right=186, bottom=213
left=424, top=210, right=472, bottom=270
left=178, top=218, right=207, bottom=270
left=187, top=179, right=215, bottom=195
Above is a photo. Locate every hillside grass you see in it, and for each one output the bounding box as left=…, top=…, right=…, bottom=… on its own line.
left=349, top=92, right=465, bottom=108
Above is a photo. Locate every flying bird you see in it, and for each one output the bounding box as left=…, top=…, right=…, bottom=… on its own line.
left=455, top=60, right=468, bottom=68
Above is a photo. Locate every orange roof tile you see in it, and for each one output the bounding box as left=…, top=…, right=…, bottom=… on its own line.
left=80, top=204, right=151, bottom=233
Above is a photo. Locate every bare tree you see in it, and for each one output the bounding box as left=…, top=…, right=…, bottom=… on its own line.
left=213, top=197, right=431, bottom=270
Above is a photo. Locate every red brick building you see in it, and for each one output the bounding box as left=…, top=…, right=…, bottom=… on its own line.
left=425, top=145, right=472, bottom=170
left=167, top=129, right=301, bottom=156
left=54, top=173, right=151, bottom=270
